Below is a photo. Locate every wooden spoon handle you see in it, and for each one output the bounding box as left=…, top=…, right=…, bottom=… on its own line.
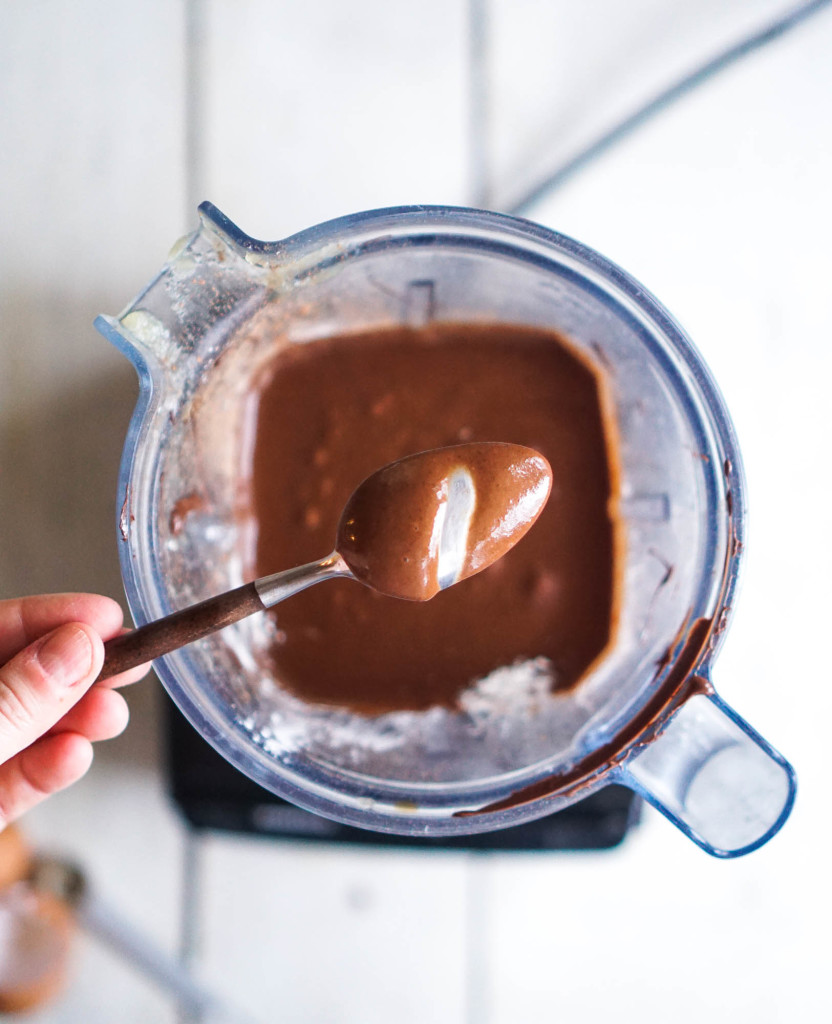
left=98, top=582, right=265, bottom=682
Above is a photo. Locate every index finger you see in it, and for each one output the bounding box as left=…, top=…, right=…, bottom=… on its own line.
left=0, top=594, right=126, bottom=664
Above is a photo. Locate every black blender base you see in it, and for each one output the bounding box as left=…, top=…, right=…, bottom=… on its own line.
left=164, top=697, right=641, bottom=851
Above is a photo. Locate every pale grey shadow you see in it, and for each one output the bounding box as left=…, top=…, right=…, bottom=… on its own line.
left=0, top=358, right=165, bottom=773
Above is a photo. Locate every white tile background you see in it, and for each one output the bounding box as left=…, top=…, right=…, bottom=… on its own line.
left=1, top=1, right=831, bottom=1021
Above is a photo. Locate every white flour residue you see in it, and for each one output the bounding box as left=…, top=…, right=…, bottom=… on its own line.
left=458, top=657, right=555, bottom=722
left=239, top=657, right=559, bottom=779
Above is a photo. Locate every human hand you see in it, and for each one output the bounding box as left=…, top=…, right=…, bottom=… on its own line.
left=0, top=594, right=148, bottom=830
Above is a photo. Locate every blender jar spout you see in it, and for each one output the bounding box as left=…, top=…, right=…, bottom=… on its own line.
left=94, top=205, right=273, bottom=379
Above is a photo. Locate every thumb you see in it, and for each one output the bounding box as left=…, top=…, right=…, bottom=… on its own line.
left=0, top=624, right=103, bottom=759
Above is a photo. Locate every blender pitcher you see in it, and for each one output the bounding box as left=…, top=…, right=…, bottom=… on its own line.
left=96, top=203, right=796, bottom=857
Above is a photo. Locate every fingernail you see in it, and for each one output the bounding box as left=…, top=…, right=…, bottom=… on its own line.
left=36, top=625, right=94, bottom=687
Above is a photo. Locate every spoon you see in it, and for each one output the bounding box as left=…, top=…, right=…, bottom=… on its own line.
left=98, top=442, right=552, bottom=682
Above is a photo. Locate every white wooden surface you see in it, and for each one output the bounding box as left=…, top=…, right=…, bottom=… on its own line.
left=1, top=2, right=831, bottom=1022
left=1, top=3, right=187, bottom=1022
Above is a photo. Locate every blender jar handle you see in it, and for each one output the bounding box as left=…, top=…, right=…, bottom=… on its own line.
left=617, top=691, right=796, bottom=857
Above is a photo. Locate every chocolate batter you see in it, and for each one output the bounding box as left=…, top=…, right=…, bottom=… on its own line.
left=337, top=443, right=552, bottom=601
left=249, top=322, right=620, bottom=714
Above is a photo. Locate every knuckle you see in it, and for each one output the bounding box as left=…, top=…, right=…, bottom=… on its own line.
left=0, top=654, right=43, bottom=733
left=0, top=759, right=49, bottom=834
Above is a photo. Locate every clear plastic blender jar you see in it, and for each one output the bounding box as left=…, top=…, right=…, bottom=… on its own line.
left=96, top=203, right=796, bottom=857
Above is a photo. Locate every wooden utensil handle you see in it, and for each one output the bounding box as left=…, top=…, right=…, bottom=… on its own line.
left=98, top=582, right=265, bottom=682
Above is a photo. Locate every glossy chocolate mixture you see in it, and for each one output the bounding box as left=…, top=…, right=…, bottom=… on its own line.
left=249, top=322, right=620, bottom=714
left=337, top=443, right=552, bottom=601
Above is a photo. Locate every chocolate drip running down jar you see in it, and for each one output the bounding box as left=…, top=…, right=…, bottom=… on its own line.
left=98, top=203, right=795, bottom=857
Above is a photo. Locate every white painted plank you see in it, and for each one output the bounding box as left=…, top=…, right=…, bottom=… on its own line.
left=486, top=0, right=811, bottom=211
left=0, top=0, right=188, bottom=596
left=485, top=8, right=832, bottom=1023
left=478, top=815, right=816, bottom=1024
left=1, top=3, right=189, bottom=1020
left=195, top=835, right=470, bottom=1024
left=192, top=9, right=471, bottom=1019
left=197, top=0, right=469, bottom=241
